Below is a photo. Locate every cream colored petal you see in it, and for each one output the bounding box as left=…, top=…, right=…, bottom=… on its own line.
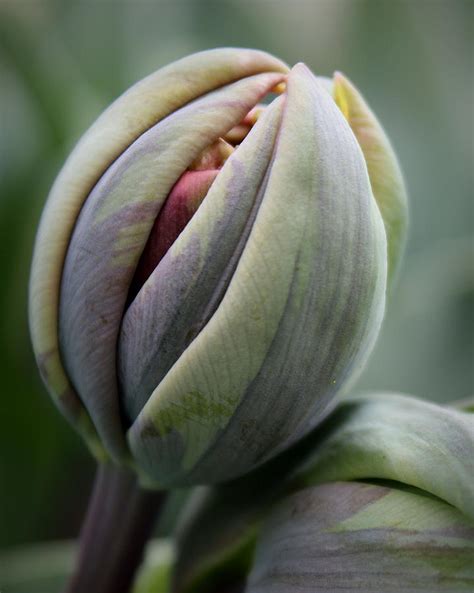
left=129, top=63, right=386, bottom=485
left=59, top=72, right=284, bottom=459
left=333, top=72, right=408, bottom=290
left=29, top=47, right=287, bottom=456
left=295, top=392, right=474, bottom=518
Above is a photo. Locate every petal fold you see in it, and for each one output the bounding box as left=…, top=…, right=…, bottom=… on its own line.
left=294, top=392, right=474, bottom=519
left=120, top=98, right=284, bottom=422
left=333, top=72, right=408, bottom=289
left=129, top=63, right=386, bottom=484
left=29, top=47, right=287, bottom=455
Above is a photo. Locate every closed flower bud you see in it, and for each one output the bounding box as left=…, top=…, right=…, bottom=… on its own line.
left=29, top=48, right=399, bottom=486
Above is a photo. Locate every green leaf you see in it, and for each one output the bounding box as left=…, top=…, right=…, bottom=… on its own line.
left=293, top=392, right=474, bottom=518
left=172, top=394, right=474, bottom=588
left=0, top=539, right=173, bottom=593
left=247, top=482, right=474, bottom=592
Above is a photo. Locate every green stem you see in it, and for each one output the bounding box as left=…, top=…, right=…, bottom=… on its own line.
left=64, top=463, right=165, bottom=593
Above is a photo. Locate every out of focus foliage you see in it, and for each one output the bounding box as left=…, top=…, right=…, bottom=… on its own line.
left=0, top=0, right=472, bottom=549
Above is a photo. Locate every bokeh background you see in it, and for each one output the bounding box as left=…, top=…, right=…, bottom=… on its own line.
left=1, top=0, right=472, bottom=553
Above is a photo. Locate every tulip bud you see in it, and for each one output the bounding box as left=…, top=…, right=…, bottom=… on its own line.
left=29, top=48, right=393, bottom=486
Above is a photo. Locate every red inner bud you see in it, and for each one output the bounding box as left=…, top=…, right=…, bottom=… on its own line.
left=130, top=168, right=219, bottom=298
left=128, top=105, right=268, bottom=304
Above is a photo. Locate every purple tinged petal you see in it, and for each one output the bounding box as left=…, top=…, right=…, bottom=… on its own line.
left=29, top=47, right=288, bottom=456
left=120, top=98, right=284, bottom=424
left=128, top=63, right=387, bottom=485
left=59, top=72, right=284, bottom=459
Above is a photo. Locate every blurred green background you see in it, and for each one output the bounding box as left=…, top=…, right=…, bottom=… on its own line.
left=1, top=0, right=472, bottom=550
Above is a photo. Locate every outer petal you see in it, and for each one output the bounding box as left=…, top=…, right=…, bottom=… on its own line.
left=294, top=393, right=474, bottom=518
left=247, top=482, right=474, bottom=593
left=119, top=98, right=284, bottom=422
left=59, top=71, right=285, bottom=459
left=333, top=72, right=408, bottom=289
left=129, top=63, right=387, bottom=485
left=28, top=47, right=288, bottom=456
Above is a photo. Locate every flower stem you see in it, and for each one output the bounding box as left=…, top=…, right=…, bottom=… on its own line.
left=65, top=462, right=165, bottom=593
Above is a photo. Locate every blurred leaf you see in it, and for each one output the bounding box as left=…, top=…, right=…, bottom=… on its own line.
left=359, top=238, right=474, bottom=403
left=132, top=540, right=174, bottom=593
left=0, top=541, right=74, bottom=593
left=0, top=539, right=173, bottom=593
left=293, top=392, right=474, bottom=518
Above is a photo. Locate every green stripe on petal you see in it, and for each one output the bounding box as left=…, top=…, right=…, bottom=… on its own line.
left=333, top=72, right=408, bottom=290
left=294, top=393, right=474, bottom=518
left=129, top=63, right=387, bottom=485
left=29, top=47, right=287, bottom=455
left=247, top=482, right=474, bottom=593
left=120, top=98, right=284, bottom=423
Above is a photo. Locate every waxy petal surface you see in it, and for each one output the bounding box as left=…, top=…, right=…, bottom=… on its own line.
left=129, top=64, right=387, bottom=485
left=120, top=99, right=284, bottom=422
left=29, top=48, right=288, bottom=456
left=334, top=72, right=408, bottom=288
left=59, top=71, right=284, bottom=459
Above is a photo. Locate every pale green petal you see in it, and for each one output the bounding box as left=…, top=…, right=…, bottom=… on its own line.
left=247, top=482, right=474, bottom=593
left=59, top=71, right=283, bottom=459
left=119, top=97, right=284, bottom=423
left=28, top=47, right=287, bottom=456
left=333, top=72, right=408, bottom=289
left=129, top=63, right=387, bottom=485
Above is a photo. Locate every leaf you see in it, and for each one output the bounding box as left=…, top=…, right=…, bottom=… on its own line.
left=293, top=392, right=474, bottom=519
left=247, top=482, right=474, bottom=592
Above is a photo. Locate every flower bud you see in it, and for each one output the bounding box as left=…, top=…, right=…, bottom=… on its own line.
left=29, top=48, right=393, bottom=486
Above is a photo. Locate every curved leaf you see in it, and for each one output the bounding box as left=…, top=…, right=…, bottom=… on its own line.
left=247, top=482, right=474, bottom=593
left=294, top=392, right=474, bottom=518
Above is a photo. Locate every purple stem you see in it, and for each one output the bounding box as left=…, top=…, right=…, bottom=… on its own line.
left=64, top=462, right=164, bottom=593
